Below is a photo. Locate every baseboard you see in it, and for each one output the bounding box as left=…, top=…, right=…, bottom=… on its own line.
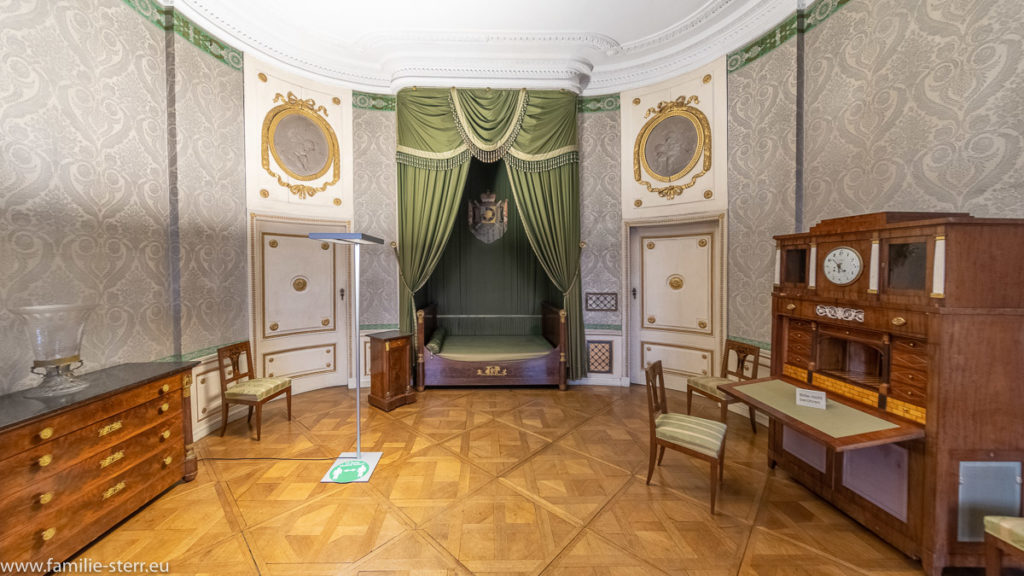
left=570, top=374, right=631, bottom=387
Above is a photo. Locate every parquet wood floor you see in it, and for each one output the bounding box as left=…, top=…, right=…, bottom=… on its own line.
left=75, top=384, right=956, bottom=575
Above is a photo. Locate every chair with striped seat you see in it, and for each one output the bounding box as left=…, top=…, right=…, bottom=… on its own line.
left=686, top=339, right=760, bottom=433
left=645, top=360, right=727, bottom=514
left=985, top=516, right=1024, bottom=576
left=217, top=341, right=292, bottom=441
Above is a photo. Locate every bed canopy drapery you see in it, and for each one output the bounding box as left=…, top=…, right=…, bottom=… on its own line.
left=395, top=87, right=586, bottom=380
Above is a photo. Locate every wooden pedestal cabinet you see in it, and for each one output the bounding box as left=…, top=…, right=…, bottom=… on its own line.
left=0, top=362, right=197, bottom=574
left=368, top=331, right=415, bottom=411
left=770, top=213, right=1024, bottom=575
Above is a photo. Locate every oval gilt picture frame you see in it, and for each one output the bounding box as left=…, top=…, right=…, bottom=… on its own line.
left=261, top=92, right=340, bottom=199
left=633, top=95, right=712, bottom=200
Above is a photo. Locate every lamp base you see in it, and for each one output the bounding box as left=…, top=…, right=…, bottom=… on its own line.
left=321, top=451, right=382, bottom=483
left=24, top=364, right=88, bottom=398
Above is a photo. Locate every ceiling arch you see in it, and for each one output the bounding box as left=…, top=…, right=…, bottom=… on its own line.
left=173, top=0, right=796, bottom=93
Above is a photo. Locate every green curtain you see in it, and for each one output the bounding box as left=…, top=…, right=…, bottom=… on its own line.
left=395, top=87, right=586, bottom=379
left=396, top=162, right=470, bottom=335
left=505, top=163, right=586, bottom=379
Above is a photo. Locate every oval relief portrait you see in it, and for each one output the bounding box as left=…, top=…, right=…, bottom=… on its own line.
left=269, top=111, right=332, bottom=181
left=639, top=110, right=703, bottom=182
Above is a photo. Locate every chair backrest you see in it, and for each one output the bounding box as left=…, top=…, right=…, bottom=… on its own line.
left=644, top=361, right=668, bottom=433
left=720, top=339, right=761, bottom=381
left=217, top=341, right=255, bottom=395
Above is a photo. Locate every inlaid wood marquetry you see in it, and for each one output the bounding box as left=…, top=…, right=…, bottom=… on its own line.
left=398, top=406, right=494, bottom=442
left=500, top=444, right=632, bottom=524
left=591, top=478, right=751, bottom=575
left=421, top=481, right=581, bottom=575
left=370, top=445, right=494, bottom=526
left=72, top=384, right=942, bottom=576
left=441, top=420, right=551, bottom=475
left=494, top=403, right=592, bottom=441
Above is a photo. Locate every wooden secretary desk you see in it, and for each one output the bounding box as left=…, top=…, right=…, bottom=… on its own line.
left=758, top=212, right=1024, bottom=575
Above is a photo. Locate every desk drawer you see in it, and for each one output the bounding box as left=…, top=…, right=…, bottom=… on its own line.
left=0, top=445, right=182, bottom=568
left=0, top=373, right=183, bottom=462
left=0, top=394, right=181, bottom=490
left=887, top=382, right=927, bottom=408
left=0, top=421, right=183, bottom=541
left=889, top=365, right=928, bottom=392
left=891, top=338, right=929, bottom=371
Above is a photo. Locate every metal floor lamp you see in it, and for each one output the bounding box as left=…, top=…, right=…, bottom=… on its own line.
left=309, top=232, right=384, bottom=483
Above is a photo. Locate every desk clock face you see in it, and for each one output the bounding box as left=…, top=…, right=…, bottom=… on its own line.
left=823, top=246, right=863, bottom=286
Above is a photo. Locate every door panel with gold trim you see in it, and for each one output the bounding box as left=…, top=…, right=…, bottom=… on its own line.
left=252, top=215, right=350, bottom=394
left=629, top=219, right=723, bottom=391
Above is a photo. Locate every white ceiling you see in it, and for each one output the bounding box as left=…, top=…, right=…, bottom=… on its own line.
left=173, top=0, right=797, bottom=94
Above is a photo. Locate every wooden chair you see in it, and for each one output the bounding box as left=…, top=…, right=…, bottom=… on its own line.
left=985, top=516, right=1024, bottom=576
left=645, top=360, right=727, bottom=514
left=217, top=341, right=292, bottom=441
left=686, top=339, right=761, bottom=433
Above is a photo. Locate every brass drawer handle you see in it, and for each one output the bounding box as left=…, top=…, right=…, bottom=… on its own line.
left=161, top=384, right=170, bottom=394
left=160, top=430, right=171, bottom=440
left=38, top=427, right=54, bottom=440
left=98, top=421, right=123, bottom=437
left=891, top=316, right=907, bottom=326
left=39, top=492, right=54, bottom=505
left=100, top=450, right=125, bottom=469
left=785, top=303, right=796, bottom=311
left=159, top=403, right=170, bottom=414
left=103, top=481, right=126, bottom=500
left=38, top=454, right=53, bottom=467
left=41, top=528, right=56, bottom=542
left=163, top=456, right=173, bottom=466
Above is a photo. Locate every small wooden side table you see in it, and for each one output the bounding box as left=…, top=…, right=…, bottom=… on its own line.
left=368, top=330, right=416, bottom=411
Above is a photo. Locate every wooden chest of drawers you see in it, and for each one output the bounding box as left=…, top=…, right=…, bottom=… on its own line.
left=0, top=362, right=197, bottom=573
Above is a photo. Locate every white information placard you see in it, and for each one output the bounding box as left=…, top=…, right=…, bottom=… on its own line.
left=795, top=388, right=827, bottom=410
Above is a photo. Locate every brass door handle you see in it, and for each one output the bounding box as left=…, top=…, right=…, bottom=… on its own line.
left=647, top=316, right=656, bottom=324
left=891, top=317, right=907, bottom=326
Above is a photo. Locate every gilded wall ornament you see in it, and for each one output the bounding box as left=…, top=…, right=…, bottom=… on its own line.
left=261, top=92, right=340, bottom=200
left=633, top=95, right=712, bottom=200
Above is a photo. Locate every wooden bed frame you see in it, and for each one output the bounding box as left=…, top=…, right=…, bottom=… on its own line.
left=415, top=302, right=567, bottom=391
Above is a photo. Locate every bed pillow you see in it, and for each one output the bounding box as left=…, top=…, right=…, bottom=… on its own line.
left=425, top=327, right=447, bottom=355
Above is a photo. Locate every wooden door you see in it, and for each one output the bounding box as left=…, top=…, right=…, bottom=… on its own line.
left=251, top=214, right=351, bottom=394
left=628, top=220, right=723, bottom=390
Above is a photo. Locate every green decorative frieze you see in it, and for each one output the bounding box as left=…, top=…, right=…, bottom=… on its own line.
left=727, top=12, right=798, bottom=73
left=801, top=0, right=853, bottom=33
left=727, top=0, right=851, bottom=73
left=578, top=94, right=620, bottom=113
left=172, top=11, right=244, bottom=71
left=360, top=324, right=400, bottom=331
left=121, top=0, right=243, bottom=71
left=121, top=0, right=168, bottom=29
left=353, top=92, right=397, bottom=111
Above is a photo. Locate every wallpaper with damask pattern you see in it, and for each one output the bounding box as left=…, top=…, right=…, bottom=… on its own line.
left=578, top=110, right=623, bottom=329
left=0, top=0, right=172, bottom=394
left=803, top=0, right=1024, bottom=225
left=174, top=34, right=247, bottom=354
left=353, top=107, right=399, bottom=329
left=727, top=41, right=798, bottom=347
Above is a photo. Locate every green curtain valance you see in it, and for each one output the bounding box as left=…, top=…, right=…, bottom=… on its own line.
left=396, top=87, right=578, bottom=172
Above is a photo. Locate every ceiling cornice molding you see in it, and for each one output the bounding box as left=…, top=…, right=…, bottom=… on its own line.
left=172, top=0, right=799, bottom=94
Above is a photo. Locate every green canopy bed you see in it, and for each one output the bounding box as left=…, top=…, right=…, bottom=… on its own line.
left=394, top=87, right=586, bottom=390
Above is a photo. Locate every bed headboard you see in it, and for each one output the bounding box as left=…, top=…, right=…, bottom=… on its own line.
left=416, top=303, right=437, bottom=350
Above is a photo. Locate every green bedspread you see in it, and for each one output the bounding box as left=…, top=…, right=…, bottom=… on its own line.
left=436, top=335, right=553, bottom=362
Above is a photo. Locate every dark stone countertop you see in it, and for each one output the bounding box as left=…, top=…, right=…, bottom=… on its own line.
left=0, top=361, right=197, bottom=432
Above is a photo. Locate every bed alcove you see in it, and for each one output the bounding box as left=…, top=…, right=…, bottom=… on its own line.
left=416, top=158, right=567, bottom=389
left=393, top=87, right=586, bottom=389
